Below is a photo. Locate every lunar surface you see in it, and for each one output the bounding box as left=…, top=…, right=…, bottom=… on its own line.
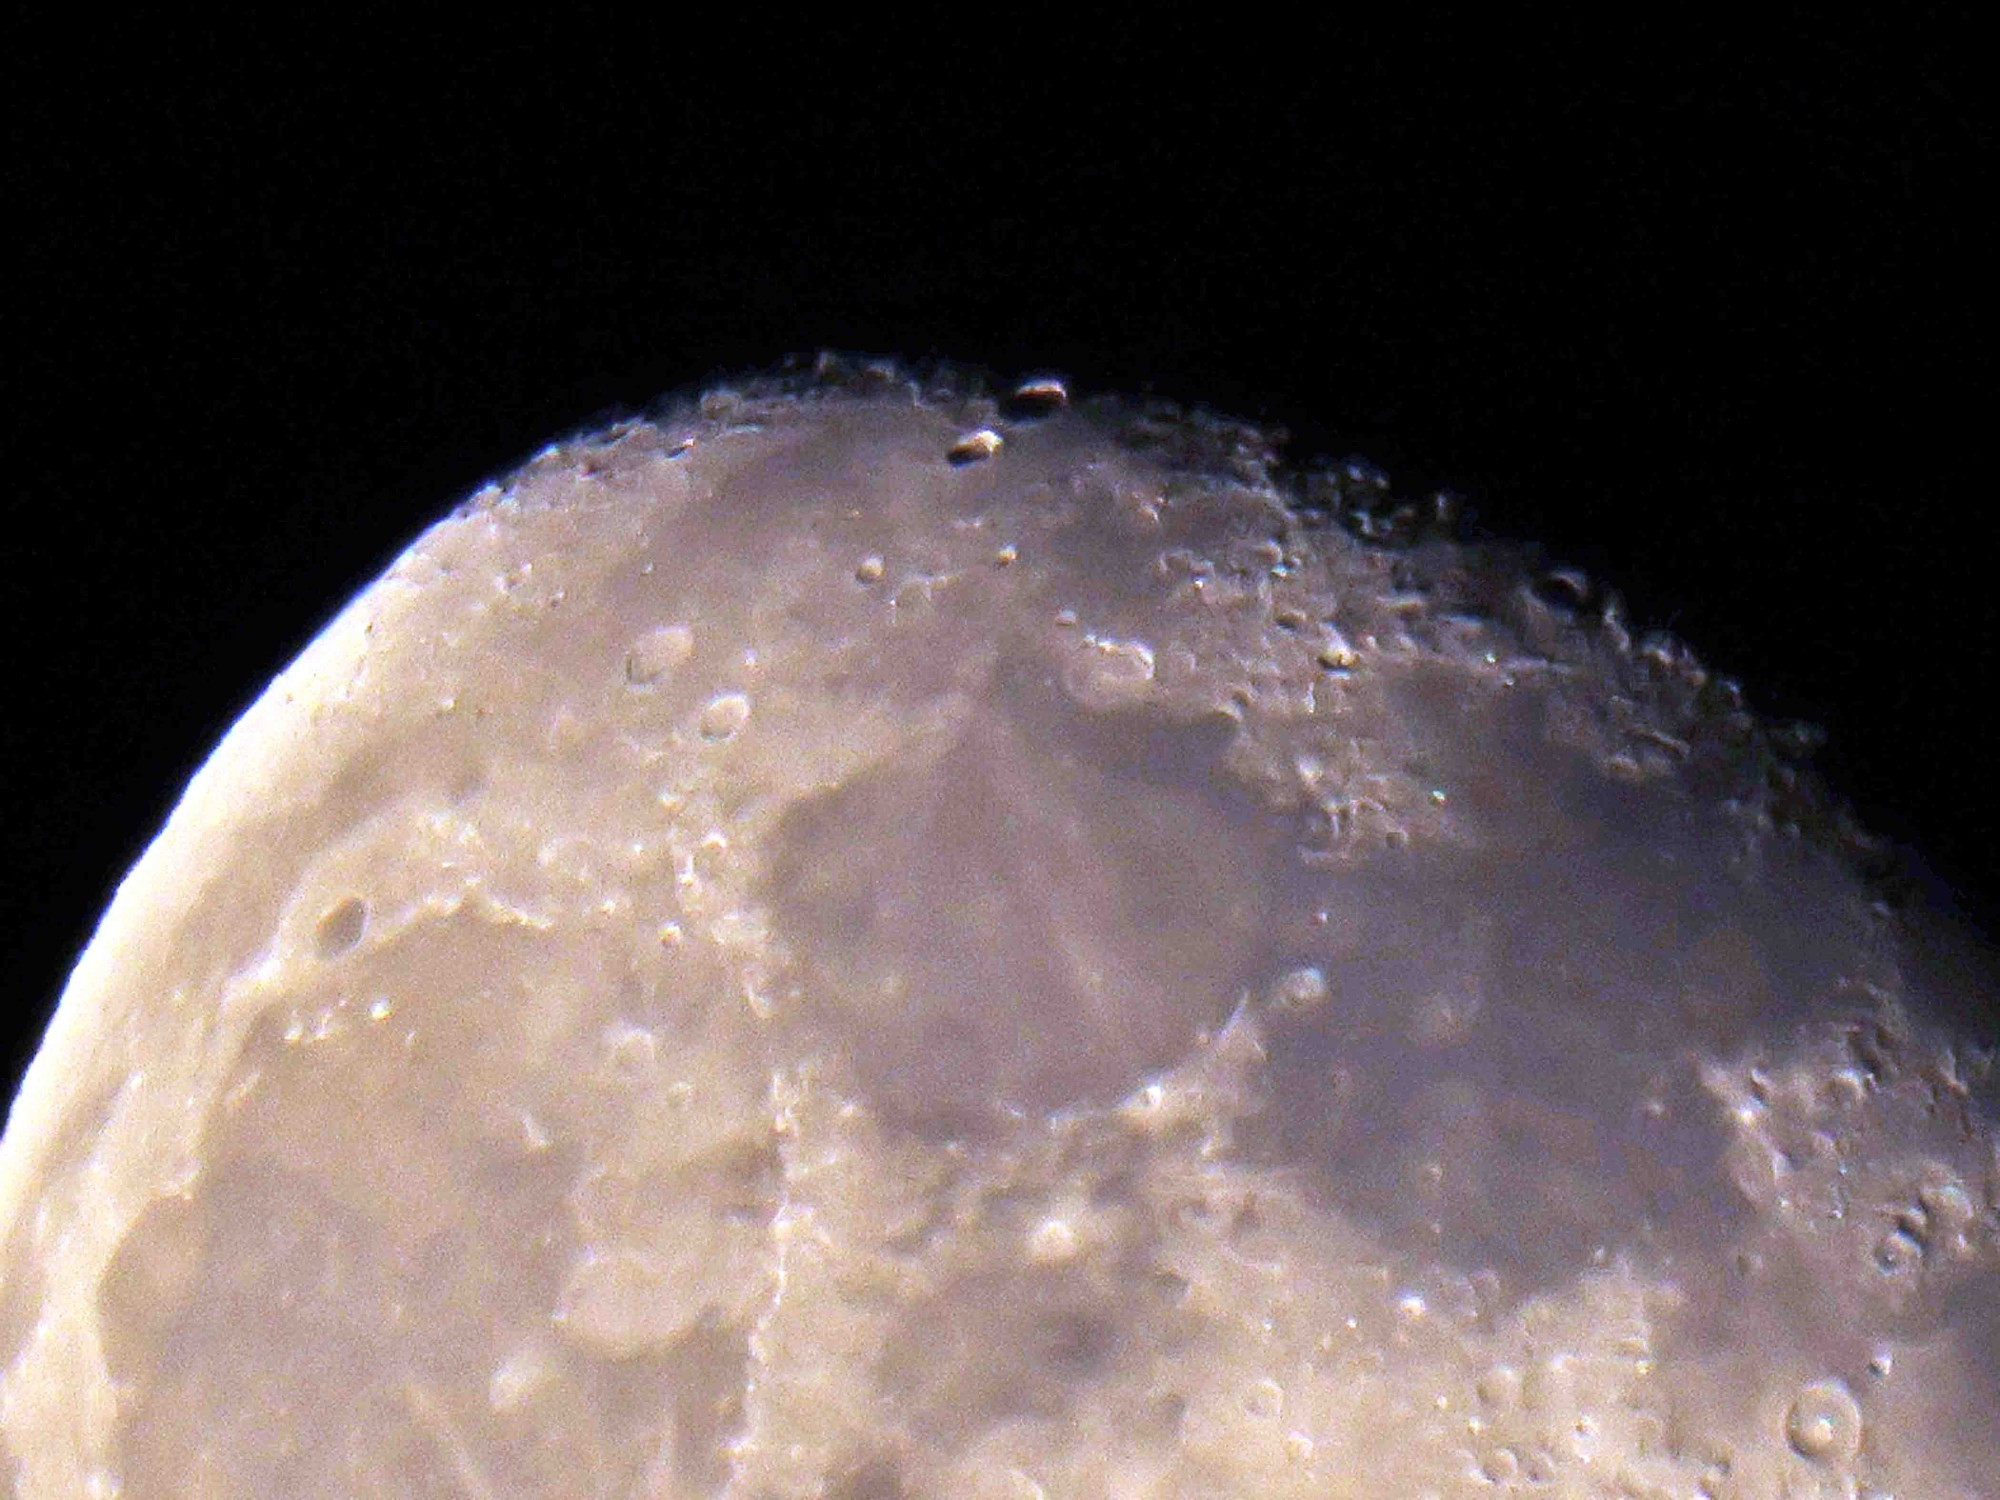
left=2, top=360, right=1995, bottom=1497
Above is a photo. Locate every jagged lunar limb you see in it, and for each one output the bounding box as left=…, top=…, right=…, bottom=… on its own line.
left=0, top=362, right=1994, bottom=1497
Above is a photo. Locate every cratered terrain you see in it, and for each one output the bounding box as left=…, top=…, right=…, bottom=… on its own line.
left=1, top=363, right=1993, bottom=1497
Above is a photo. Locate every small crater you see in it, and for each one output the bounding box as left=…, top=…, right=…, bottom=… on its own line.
left=1874, top=1225, right=1924, bottom=1275
left=1062, top=635, right=1156, bottom=710
left=1475, top=1363, right=1523, bottom=1410
left=1000, top=375, right=1069, bottom=421
left=624, top=623, right=696, bottom=686
left=1269, top=964, right=1330, bottom=1012
left=946, top=428, right=1003, bottom=466
left=313, top=896, right=367, bottom=959
left=1479, top=1446, right=1523, bottom=1484
left=601, top=1020, right=660, bottom=1081
left=1239, top=1376, right=1285, bottom=1421
left=1784, top=1377, right=1862, bottom=1463
left=698, top=692, right=752, bottom=741
left=1529, top=568, right=1593, bottom=614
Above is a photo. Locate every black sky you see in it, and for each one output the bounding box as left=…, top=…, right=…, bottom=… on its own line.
left=5, top=15, right=1994, bottom=1087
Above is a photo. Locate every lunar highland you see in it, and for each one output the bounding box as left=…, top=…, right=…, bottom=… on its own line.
left=1, top=360, right=1994, bottom=1496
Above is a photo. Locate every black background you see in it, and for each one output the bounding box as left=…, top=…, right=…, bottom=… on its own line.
left=5, top=15, right=1993, bottom=1092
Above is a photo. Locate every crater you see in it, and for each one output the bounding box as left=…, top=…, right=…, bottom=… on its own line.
left=313, top=896, right=367, bottom=959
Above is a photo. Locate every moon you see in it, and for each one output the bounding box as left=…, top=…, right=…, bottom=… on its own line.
left=1, top=360, right=1993, bottom=1496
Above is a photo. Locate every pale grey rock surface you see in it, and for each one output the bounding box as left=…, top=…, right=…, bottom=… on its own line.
left=0, top=362, right=1994, bottom=1496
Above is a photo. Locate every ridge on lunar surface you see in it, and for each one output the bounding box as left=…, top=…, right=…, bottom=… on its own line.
left=1, top=359, right=1995, bottom=1496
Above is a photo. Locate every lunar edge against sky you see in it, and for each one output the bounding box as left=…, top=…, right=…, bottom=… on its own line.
left=0, top=361, right=1994, bottom=1497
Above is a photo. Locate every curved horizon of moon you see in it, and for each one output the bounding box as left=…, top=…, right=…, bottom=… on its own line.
left=1, top=361, right=1995, bottom=1496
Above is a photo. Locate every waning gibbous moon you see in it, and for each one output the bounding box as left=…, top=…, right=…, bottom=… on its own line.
left=0, top=358, right=1994, bottom=1496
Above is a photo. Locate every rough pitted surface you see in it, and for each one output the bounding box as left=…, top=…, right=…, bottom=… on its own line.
left=1, top=362, right=1995, bottom=1496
